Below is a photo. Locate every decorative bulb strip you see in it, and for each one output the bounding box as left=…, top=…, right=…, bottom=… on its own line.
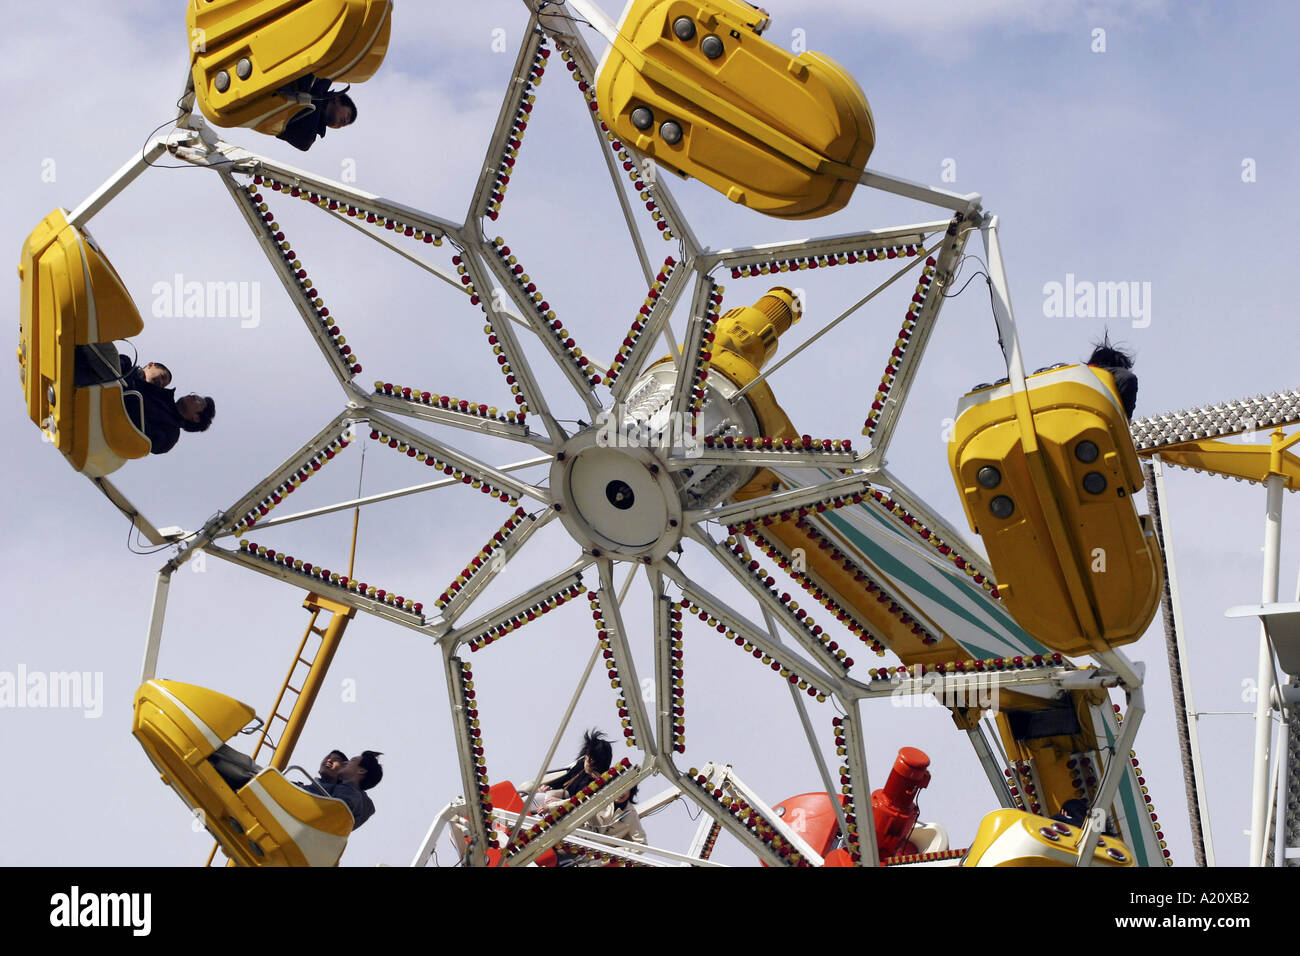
left=231, top=430, right=352, bottom=532
left=719, top=535, right=853, bottom=673
left=436, top=508, right=530, bottom=610
left=236, top=539, right=425, bottom=619
left=506, top=758, right=635, bottom=859
left=490, top=237, right=600, bottom=387
left=862, top=254, right=938, bottom=438
left=481, top=39, right=550, bottom=222
left=372, top=381, right=523, bottom=426
left=680, top=599, right=830, bottom=702
left=729, top=244, right=921, bottom=279
left=244, top=178, right=362, bottom=375
left=560, top=48, right=678, bottom=242
left=367, top=426, right=520, bottom=505
left=1114, top=703, right=1171, bottom=864
left=606, top=256, right=678, bottom=385
left=249, top=172, right=446, bottom=247
left=684, top=768, right=811, bottom=867
left=466, top=581, right=586, bottom=651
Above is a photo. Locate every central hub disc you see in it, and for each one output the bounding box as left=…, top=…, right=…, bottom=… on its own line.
left=550, top=431, right=682, bottom=561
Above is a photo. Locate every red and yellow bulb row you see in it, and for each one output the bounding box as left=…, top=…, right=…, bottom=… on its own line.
left=721, top=535, right=853, bottom=673
left=467, top=582, right=586, bottom=652
left=559, top=49, right=676, bottom=242
left=1114, top=704, right=1171, bottom=863
left=436, top=507, right=529, bottom=609
left=606, top=256, right=678, bottom=385
left=507, top=758, right=635, bottom=857
left=1001, top=768, right=1027, bottom=812
left=245, top=177, right=361, bottom=375
left=452, top=252, right=532, bottom=421
left=697, top=820, right=722, bottom=860
left=373, top=381, right=520, bottom=425
left=865, top=488, right=999, bottom=597
left=831, top=716, right=865, bottom=864
left=729, top=244, right=921, bottom=279
left=1066, top=750, right=1100, bottom=801
left=490, top=237, right=600, bottom=387
left=367, top=427, right=519, bottom=506
left=590, top=595, right=638, bottom=748
left=236, top=539, right=425, bottom=617
left=861, top=255, right=939, bottom=438
left=681, top=599, right=829, bottom=701
left=739, top=527, right=888, bottom=657
left=553, top=839, right=652, bottom=867
left=881, top=848, right=967, bottom=866
left=1008, top=763, right=1041, bottom=815
left=866, top=652, right=1065, bottom=682
left=667, top=603, right=686, bottom=754
left=233, top=432, right=351, bottom=532
left=701, top=434, right=852, bottom=454
left=484, top=43, right=550, bottom=221
left=455, top=660, right=494, bottom=826
left=251, top=172, right=445, bottom=248
left=684, top=285, right=723, bottom=431
left=684, top=769, right=811, bottom=866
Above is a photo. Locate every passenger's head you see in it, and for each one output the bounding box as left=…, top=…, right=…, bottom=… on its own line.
left=577, top=729, right=613, bottom=777
left=1087, top=332, right=1137, bottom=418
left=340, top=750, right=384, bottom=791
left=324, top=91, right=357, bottom=129
left=614, top=784, right=639, bottom=807
left=321, top=750, right=348, bottom=775
left=177, top=394, right=215, bottom=432
left=142, top=362, right=172, bottom=388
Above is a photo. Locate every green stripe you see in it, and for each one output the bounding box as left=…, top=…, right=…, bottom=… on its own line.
left=822, top=506, right=1051, bottom=660
left=1100, top=715, right=1152, bottom=867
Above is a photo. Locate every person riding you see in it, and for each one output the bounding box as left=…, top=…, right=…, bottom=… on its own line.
left=275, top=75, right=357, bottom=152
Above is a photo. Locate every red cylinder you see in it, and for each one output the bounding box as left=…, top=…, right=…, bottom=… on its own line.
left=872, top=747, right=931, bottom=857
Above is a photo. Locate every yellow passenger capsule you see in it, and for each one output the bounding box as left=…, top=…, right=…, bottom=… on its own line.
left=18, top=209, right=150, bottom=476
left=186, top=0, right=392, bottom=134
left=133, top=680, right=354, bottom=867
left=947, top=364, right=1163, bottom=657
left=596, top=0, right=874, bottom=219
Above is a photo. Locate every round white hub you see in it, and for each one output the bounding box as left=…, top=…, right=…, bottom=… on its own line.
left=550, top=431, right=683, bottom=562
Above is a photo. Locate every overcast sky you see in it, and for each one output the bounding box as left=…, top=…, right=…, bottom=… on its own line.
left=4, top=0, right=1298, bottom=868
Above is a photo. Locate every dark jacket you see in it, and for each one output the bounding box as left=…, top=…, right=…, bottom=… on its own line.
left=119, top=356, right=180, bottom=454
left=312, top=778, right=374, bottom=830
left=275, top=75, right=334, bottom=152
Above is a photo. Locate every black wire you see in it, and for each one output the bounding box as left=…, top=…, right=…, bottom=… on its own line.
left=140, top=95, right=216, bottom=170
left=943, top=270, right=989, bottom=298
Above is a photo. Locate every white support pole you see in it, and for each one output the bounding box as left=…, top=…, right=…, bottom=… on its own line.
left=978, top=217, right=1029, bottom=393
left=1251, top=474, right=1284, bottom=866
left=140, top=569, right=173, bottom=683
left=68, top=138, right=176, bottom=227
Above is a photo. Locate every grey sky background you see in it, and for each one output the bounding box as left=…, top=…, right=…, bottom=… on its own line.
left=3, top=0, right=1297, bottom=867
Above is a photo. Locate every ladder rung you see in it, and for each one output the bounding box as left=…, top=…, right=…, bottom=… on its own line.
left=310, top=626, right=327, bottom=636
left=287, top=685, right=301, bottom=695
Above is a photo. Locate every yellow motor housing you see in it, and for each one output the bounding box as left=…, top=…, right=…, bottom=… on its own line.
left=963, top=809, right=1135, bottom=867
left=133, top=679, right=353, bottom=866
left=596, top=0, right=874, bottom=219
left=187, top=0, right=392, bottom=133
left=947, top=364, right=1162, bottom=657
left=18, top=209, right=150, bottom=476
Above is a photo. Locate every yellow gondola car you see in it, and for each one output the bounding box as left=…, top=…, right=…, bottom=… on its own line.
left=963, top=809, right=1135, bottom=867
left=18, top=209, right=151, bottom=476
left=947, top=364, right=1163, bottom=657
left=187, top=0, right=392, bottom=134
left=596, top=0, right=874, bottom=219
left=132, top=679, right=353, bottom=867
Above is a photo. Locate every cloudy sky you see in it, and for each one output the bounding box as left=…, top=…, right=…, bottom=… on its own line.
left=4, top=0, right=1298, bottom=868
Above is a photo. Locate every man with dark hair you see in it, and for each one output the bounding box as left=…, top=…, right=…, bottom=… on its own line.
left=114, top=356, right=215, bottom=454
left=528, top=729, right=613, bottom=811
left=309, top=749, right=383, bottom=830
left=275, top=75, right=358, bottom=152
left=1086, top=333, right=1138, bottom=420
